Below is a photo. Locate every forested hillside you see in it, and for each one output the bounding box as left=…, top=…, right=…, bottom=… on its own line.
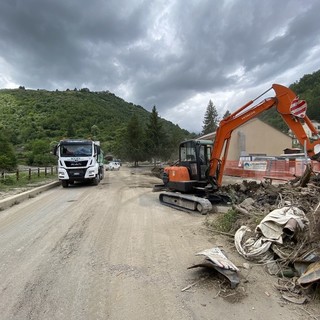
left=0, top=69, right=319, bottom=168
left=0, top=88, right=192, bottom=166
left=259, top=70, right=320, bottom=132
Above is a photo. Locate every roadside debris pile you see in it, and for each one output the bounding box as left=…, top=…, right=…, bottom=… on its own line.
left=216, top=172, right=320, bottom=302
left=223, top=174, right=319, bottom=213
left=218, top=171, right=320, bottom=230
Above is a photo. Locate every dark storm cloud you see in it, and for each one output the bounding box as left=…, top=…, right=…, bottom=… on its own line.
left=0, top=0, right=319, bottom=132
left=0, top=0, right=149, bottom=88
left=126, top=0, right=320, bottom=113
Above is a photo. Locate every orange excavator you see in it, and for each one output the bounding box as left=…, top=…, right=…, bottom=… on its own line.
left=159, top=84, right=320, bottom=214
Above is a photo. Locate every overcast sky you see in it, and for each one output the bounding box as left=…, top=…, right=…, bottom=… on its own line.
left=0, top=0, right=319, bottom=132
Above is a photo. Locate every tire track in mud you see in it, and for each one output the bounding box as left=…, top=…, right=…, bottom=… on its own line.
left=11, top=212, right=93, bottom=319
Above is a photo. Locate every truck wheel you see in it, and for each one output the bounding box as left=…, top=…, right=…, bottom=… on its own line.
left=61, top=180, right=68, bottom=188
left=93, top=175, right=100, bottom=185
left=99, top=168, right=104, bottom=180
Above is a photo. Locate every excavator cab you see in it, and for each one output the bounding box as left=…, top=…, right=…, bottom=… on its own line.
left=162, top=139, right=213, bottom=192
left=179, top=140, right=213, bottom=180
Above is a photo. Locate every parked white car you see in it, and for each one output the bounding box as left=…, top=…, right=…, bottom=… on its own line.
left=106, top=161, right=121, bottom=171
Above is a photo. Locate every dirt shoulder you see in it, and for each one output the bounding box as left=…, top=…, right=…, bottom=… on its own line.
left=0, top=178, right=58, bottom=201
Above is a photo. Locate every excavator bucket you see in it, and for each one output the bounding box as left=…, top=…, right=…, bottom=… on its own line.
left=272, top=84, right=296, bottom=114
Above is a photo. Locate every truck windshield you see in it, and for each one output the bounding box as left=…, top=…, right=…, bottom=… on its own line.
left=60, top=144, right=93, bottom=157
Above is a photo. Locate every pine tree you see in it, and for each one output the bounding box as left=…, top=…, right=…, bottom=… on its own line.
left=146, top=106, right=166, bottom=165
left=202, top=100, right=219, bottom=135
left=125, top=114, right=146, bottom=166
left=223, top=110, right=231, bottom=119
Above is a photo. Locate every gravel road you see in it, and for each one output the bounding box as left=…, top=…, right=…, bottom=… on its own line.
left=0, top=166, right=314, bottom=320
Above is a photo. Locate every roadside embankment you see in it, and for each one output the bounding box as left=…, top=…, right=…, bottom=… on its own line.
left=0, top=181, right=61, bottom=211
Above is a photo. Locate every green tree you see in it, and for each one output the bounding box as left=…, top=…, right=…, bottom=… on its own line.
left=202, top=100, right=219, bottom=135
left=26, top=139, right=55, bottom=166
left=145, top=106, right=166, bottom=165
left=0, top=131, right=17, bottom=171
left=66, top=121, right=76, bottom=138
left=91, top=125, right=99, bottom=140
left=223, top=110, right=231, bottom=119
left=166, top=125, right=189, bottom=161
left=110, top=125, right=128, bottom=160
left=125, top=114, right=146, bottom=166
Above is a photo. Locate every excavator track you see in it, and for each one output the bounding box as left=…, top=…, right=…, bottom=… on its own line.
left=159, top=192, right=212, bottom=214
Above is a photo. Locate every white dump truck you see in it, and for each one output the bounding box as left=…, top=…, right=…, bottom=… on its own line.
left=53, top=139, right=104, bottom=188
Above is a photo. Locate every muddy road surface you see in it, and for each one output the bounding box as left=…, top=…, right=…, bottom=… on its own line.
left=0, top=167, right=314, bottom=320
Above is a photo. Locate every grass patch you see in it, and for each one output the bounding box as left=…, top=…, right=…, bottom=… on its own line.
left=206, top=209, right=238, bottom=233
left=0, top=173, right=56, bottom=192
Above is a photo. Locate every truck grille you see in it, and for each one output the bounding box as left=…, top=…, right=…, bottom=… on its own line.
left=67, top=169, right=86, bottom=179
left=65, top=160, right=88, bottom=168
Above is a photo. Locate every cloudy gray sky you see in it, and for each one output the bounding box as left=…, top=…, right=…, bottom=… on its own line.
left=0, top=0, right=319, bottom=132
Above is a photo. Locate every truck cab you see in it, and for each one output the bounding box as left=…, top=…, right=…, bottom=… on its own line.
left=54, top=139, right=104, bottom=188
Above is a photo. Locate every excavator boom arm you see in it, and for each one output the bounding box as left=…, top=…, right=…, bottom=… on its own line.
left=209, top=84, right=320, bottom=187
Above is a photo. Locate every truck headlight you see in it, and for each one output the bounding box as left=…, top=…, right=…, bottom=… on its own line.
left=58, top=171, right=65, bottom=178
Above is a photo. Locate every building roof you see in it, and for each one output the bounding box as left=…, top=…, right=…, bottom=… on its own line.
left=197, top=118, right=290, bottom=141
